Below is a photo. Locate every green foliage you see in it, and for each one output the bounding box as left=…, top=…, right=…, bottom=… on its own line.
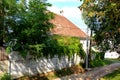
left=28, top=35, right=86, bottom=59
left=29, top=44, right=44, bottom=58
left=0, top=73, right=11, bottom=80
left=90, top=59, right=112, bottom=68
left=2, top=0, right=54, bottom=54
left=92, top=51, right=105, bottom=60
left=52, top=35, right=85, bottom=58
left=90, top=50, right=120, bottom=68
left=81, top=0, right=120, bottom=52
left=36, top=35, right=85, bottom=58
left=1, top=0, right=85, bottom=59
left=90, top=51, right=110, bottom=67
left=0, top=0, right=6, bottom=46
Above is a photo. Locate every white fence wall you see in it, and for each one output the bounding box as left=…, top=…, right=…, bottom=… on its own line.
left=8, top=51, right=83, bottom=79
left=0, top=60, right=8, bottom=75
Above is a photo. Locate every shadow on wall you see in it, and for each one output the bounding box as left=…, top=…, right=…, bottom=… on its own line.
left=0, top=60, right=9, bottom=75
left=0, top=47, right=9, bottom=75
left=9, top=51, right=82, bottom=79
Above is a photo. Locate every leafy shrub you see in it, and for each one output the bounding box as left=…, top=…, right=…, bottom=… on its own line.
left=90, top=59, right=112, bottom=68
left=0, top=73, right=11, bottom=80
left=94, top=52, right=105, bottom=60
left=90, top=51, right=112, bottom=67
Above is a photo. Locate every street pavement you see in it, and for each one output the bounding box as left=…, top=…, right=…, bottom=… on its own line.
left=54, top=62, right=120, bottom=80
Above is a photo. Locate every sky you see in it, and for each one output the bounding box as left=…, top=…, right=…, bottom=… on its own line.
left=47, top=0, right=87, bottom=33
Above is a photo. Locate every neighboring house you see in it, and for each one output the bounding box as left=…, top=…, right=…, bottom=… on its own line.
left=50, top=14, right=87, bottom=52
left=104, top=50, right=120, bottom=59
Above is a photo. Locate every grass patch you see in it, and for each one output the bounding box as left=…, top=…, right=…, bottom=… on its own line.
left=101, top=68, right=120, bottom=80
left=90, top=59, right=114, bottom=68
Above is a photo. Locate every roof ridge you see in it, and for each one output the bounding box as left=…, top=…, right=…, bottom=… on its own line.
left=50, top=13, right=87, bottom=38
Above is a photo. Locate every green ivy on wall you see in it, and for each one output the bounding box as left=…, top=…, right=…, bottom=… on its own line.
left=53, top=35, right=85, bottom=58
left=27, top=35, right=86, bottom=59
left=6, top=35, right=86, bottom=59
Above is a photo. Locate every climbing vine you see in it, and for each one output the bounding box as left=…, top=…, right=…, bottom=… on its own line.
left=27, top=35, right=86, bottom=59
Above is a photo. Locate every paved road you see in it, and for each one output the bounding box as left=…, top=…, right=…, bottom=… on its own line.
left=54, top=62, right=120, bottom=80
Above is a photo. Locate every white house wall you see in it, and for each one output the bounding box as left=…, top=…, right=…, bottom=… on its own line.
left=80, top=39, right=90, bottom=53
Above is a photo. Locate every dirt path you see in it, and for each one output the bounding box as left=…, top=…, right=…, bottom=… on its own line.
left=54, top=62, right=120, bottom=80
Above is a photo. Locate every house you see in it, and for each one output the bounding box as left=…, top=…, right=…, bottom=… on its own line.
left=50, top=14, right=86, bottom=38
left=104, top=50, right=120, bottom=59
left=50, top=14, right=87, bottom=52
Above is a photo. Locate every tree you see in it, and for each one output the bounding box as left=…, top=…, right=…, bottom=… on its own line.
left=0, top=0, right=5, bottom=46
left=1, top=0, right=54, bottom=56
left=1, top=0, right=85, bottom=59
left=80, top=0, right=120, bottom=52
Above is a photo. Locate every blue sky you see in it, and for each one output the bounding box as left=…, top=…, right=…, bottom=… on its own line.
left=47, top=0, right=87, bottom=33
left=47, top=0, right=82, bottom=8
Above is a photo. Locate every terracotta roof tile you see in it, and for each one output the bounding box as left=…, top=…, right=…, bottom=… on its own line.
left=50, top=14, right=87, bottom=39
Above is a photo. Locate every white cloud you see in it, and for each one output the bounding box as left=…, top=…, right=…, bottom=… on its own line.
left=48, top=6, right=82, bottom=18
left=62, top=7, right=82, bottom=18
left=47, top=6, right=61, bottom=14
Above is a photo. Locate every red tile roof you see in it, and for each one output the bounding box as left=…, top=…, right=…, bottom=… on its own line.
left=50, top=14, right=87, bottom=39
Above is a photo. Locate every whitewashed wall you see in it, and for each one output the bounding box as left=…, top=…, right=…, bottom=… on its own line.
left=0, top=60, right=8, bottom=75
left=8, top=51, right=83, bottom=79
left=80, top=39, right=90, bottom=53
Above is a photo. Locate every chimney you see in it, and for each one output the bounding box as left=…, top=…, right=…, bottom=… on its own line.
left=60, top=10, right=64, bottom=16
